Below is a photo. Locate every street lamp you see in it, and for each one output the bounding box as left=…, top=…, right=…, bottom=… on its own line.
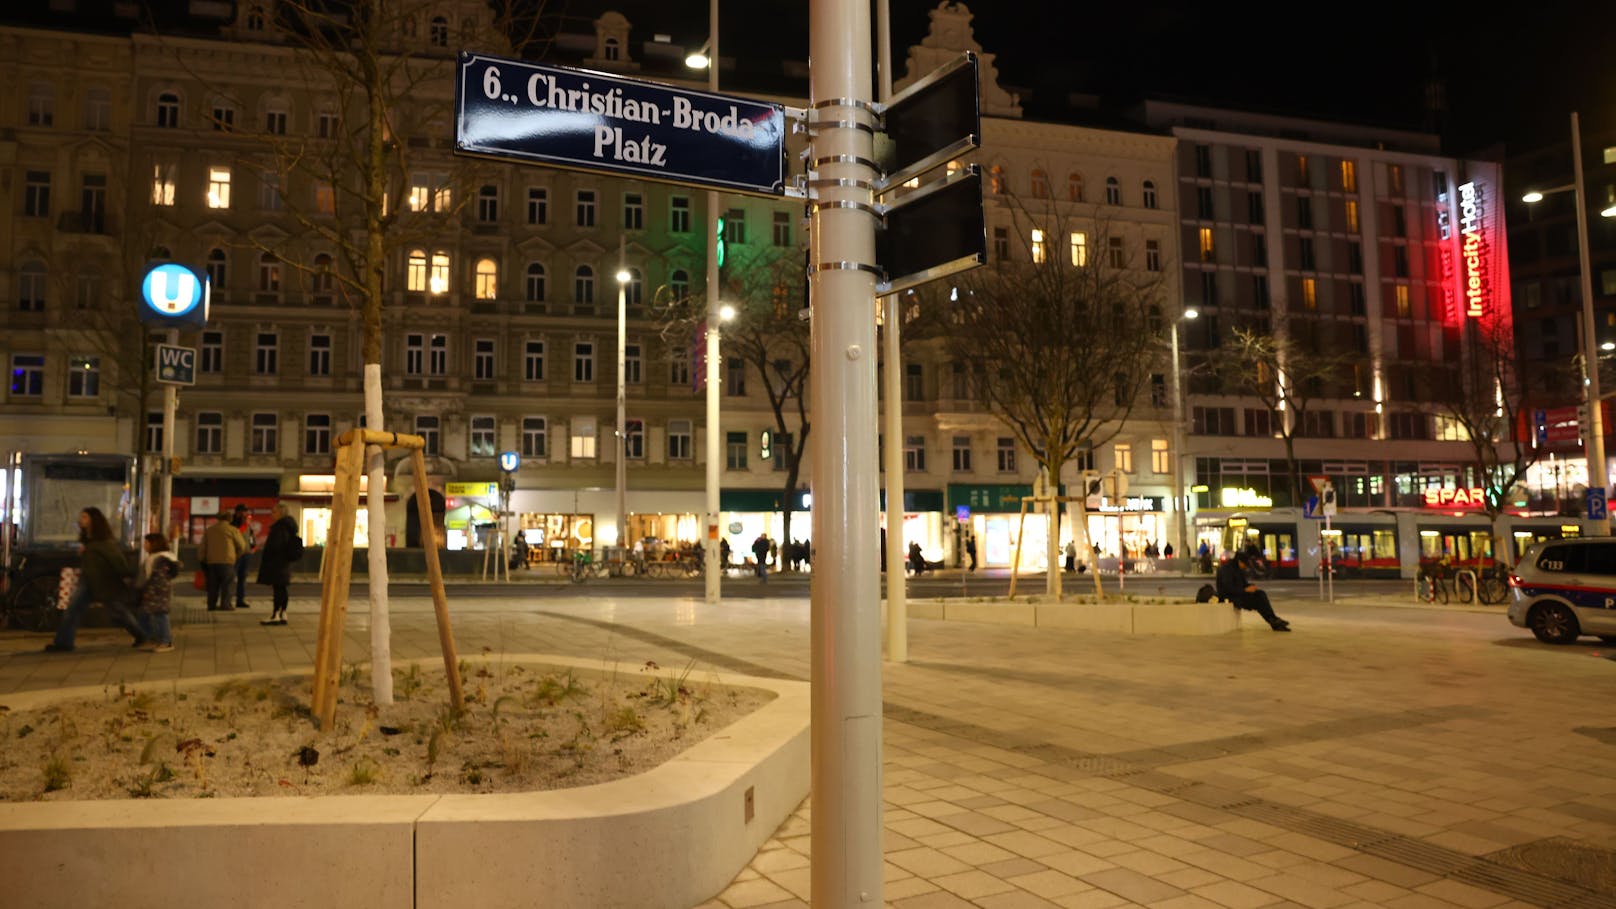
left=1169, top=306, right=1198, bottom=561
left=688, top=0, right=724, bottom=602
left=1523, top=111, right=1612, bottom=535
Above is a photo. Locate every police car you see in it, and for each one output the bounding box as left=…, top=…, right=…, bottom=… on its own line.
left=1507, top=538, right=1616, bottom=644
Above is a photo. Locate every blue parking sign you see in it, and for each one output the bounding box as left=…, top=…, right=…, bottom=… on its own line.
left=1588, top=488, right=1608, bottom=522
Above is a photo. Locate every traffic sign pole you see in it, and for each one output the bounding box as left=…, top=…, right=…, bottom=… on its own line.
left=159, top=329, right=178, bottom=542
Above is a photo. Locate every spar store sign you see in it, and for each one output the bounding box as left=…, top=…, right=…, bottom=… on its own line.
left=1458, top=181, right=1490, bottom=320
left=1422, top=487, right=1488, bottom=509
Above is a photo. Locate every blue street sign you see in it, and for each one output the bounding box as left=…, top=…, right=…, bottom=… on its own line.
left=1589, top=487, right=1608, bottom=522
left=1302, top=496, right=1322, bottom=519
left=455, top=53, right=787, bottom=197
left=139, top=262, right=210, bottom=328
left=498, top=451, right=521, bottom=473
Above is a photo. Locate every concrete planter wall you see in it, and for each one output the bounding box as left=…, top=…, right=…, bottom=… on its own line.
left=0, top=657, right=810, bottom=909
left=902, top=598, right=1251, bottom=634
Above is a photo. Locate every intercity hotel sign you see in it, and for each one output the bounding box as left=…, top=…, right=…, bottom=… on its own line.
left=1457, top=181, right=1490, bottom=320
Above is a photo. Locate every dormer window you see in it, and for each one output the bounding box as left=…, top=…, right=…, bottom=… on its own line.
left=245, top=5, right=265, bottom=30
left=603, top=37, right=620, bottom=61
left=429, top=16, right=449, bottom=47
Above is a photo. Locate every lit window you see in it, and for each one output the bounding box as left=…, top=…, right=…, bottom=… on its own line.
left=1198, top=227, right=1214, bottom=262
left=1115, top=443, right=1133, bottom=473
left=9, top=354, right=45, bottom=397
left=207, top=166, right=231, bottom=209
left=151, top=163, right=176, bottom=206
left=1395, top=284, right=1411, bottom=318
left=989, top=166, right=1005, bottom=195
left=475, top=258, right=498, bottom=300
left=1301, top=277, right=1317, bottom=310
left=315, top=182, right=335, bottom=214
left=406, top=249, right=427, bottom=292
left=570, top=416, right=597, bottom=460
left=1030, top=229, right=1046, bottom=264
left=1070, top=232, right=1088, bottom=267
left=1345, top=199, right=1359, bottom=233
left=1340, top=160, right=1357, bottom=193
left=1151, top=439, right=1170, bottom=474
left=429, top=252, right=450, bottom=295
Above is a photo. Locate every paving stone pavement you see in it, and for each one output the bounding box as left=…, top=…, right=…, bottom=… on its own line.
left=2, top=589, right=1614, bottom=909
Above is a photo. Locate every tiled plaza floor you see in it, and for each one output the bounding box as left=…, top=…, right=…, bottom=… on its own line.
left=2, top=589, right=1613, bottom=909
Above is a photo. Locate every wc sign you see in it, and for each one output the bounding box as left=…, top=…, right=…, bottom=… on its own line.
left=154, top=344, right=196, bottom=386
left=138, top=261, right=211, bottom=328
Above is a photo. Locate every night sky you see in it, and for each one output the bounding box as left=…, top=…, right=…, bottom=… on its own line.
left=546, top=0, right=1616, bottom=157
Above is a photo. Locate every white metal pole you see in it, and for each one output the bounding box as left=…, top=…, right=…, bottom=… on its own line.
left=877, top=0, right=906, bottom=663
left=617, top=236, right=628, bottom=552
left=1169, top=318, right=1188, bottom=566
left=159, top=328, right=178, bottom=543
left=1571, top=112, right=1611, bottom=536
left=810, top=0, right=882, bottom=902
left=703, top=0, right=724, bottom=603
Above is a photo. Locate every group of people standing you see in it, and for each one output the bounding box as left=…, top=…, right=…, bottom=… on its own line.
left=43, top=502, right=303, bottom=653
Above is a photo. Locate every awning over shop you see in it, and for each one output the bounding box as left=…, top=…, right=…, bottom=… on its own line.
left=174, top=476, right=282, bottom=497
left=947, top=483, right=1034, bottom=513
left=721, top=489, right=809, bottom=512
left=879, top=489, right=945, bottom=511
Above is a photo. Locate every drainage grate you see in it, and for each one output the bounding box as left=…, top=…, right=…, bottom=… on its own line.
left=1487, top=838, right=1616, bottom=898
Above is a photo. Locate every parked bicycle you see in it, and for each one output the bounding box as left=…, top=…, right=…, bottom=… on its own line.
left=1416, top=562, right=1451, bottom=604
left=568, top=549, right=612, bottom=583
left=1, top=558, right=65, bottom=632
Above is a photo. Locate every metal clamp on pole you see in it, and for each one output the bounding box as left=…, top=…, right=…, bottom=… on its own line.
left=806, top=261, right=886, bottom=280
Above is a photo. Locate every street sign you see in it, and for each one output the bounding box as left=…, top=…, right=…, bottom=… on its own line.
left=139, top=262, right=210, bottom=328
left=1303, top=496, right=1321, bottom=519
left=1590, top=487, right=1609, bottom=522
left=498, top=451, right=520, bottom=472
left=1321, top=482, right=1337, bottom=517
left=153, top=344, right=195, bottom=386
left=875, top=166, right=986, bottom=294
left=874, top=52, right=980, bottom=190
left=454, top=53, right=788, bottom=197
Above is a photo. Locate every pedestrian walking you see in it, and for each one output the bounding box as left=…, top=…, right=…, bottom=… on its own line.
left=965, top=535, right=977, bottom=571
left=1215, top=551, right=1291, bottom=631
left=135, top=532, right=178, bottom=652
left=907, top=541, right=927, bottom=576
left=201, top=510, right=246, bottom=611
left=231, top=503, right=257, bottom=609
left=1063, top=540, right=1077, bottom=573
left=751, top=533, right=770, bottom=581
left=45, top=507, right=145, bottom=652
left=256, top=504, right=303, bottom=626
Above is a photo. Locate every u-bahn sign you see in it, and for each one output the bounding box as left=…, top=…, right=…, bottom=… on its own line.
left=455, top=53, right=787, bottom=197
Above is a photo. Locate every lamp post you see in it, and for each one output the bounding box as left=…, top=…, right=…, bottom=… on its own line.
left=690, top=0, right=724, bottom=602
left=615, top=239, right=630, bottom=551
left=1524, top=111, right=1611, bottom=536
left=1169, top=307, right=1198, bottom=561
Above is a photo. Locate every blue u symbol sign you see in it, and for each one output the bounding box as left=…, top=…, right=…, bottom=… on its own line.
left=141, top=263, right=205, bottom=318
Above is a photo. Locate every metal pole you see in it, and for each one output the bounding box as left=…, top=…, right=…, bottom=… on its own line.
left=876, top=0, right=906, bottom=663
left=1572, top=112, right=1611, bottom=536
left=703, top=0, right=723, bottom=603
left=1169, top=318, right=1188, bottom=566
left=159, top=328, right=178, bottom=543
left=617, top=236, right=628, bottom=552
left=810, top=0, right=882, bottom=902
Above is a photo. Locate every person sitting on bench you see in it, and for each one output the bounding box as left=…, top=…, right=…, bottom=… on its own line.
left=1215, top=551, right=1291, bottom=632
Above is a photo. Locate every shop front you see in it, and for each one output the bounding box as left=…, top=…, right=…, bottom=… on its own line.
left=172, top=476, right=283, bottom=545
left=718, top=488, right=810, bottom=568
left=948, top=484, right=1054, bottom=571
left=442, top=482, right=501, bottom=552
left=879, top=489, right=946, bottom=566
left=283, top=472, right=398, bottom=549
left=1083, top=495, right=1168, bottom=561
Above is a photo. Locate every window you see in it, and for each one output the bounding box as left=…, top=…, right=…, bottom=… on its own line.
left=1395, top=284, right=1411, bottom=318
left=1301, top=278, right=1317, bottom=310
left=996, top=437, right=1016, bottom=473
left=1070, top=232, right=1088, bottom=267
left=1348, top=242, right=1363, bottom=273
left=415, top=415, right=440, bottom=455
left=665, top=419, right=692, bottom=460
left=622, top=192, right=643, bottom=230
left=1027, top=170, right=1049, bottom=198
left=521, top=417, right=547, bottom=458
left=724, top=208, right=747, bottom=243
left=670, top=195, right=691, bottom=233
left=207, top=248, right=228, bottom=288
left=524, top=340, right=545, bottom=381
left=1199, top=227, right=1214, bottom=262
left=258, top=252, right=282, bottom=296
left=145, top=412, right=164, bottom=454
left=952, top=361, right=970, bottom=399
left=624, top=419, right=645, bottom=460
left=317, top=110, right=339, bottom=139
left=1297, top=196, right=1313, bottom=229
left=1196, top=186, right=1214, bottom=219
left=151, top=162, right=176, bottom=206
left=951, top=436, right=972, bottom=472
left=475, top=258, right=498, bottom=300
left=1108, top=237, right=1125, bottom=268
left=24, top=171, right=50, bottom=217
left=429, top=16, right=449, bottom=47
left=725, top=356, right=746, bottom=396
left=195, top=411, right=224, bottom=454
left=1105, top=176, right=1121, bottom=205
left=405, top=249, right=429, bottom=293
left=1297, top=154, right=1310, bottom=185
left=207, top=166, right=231, bottom=209
left=311, top=254, right=335, bottom=304
left=1030, top=228, right=1047, bottom=264
left=1299, top=237, right=1315, bottom=270
left=993, top=227, right=1010, bottom=260
left=988, top=166, right=1005, bottom=194
left=574, top=341, right=594, bottom=382
left=904, top=435, right=926, bottom=472
left=429, top=251, right=450, bottom=295
left=573, top=265, right=595, bottom=305
left=670, top=269, right=690, bottom=301
left=1151, top=374, right=1167, bottom=407
left=308, top=332, right=331, bottom=376
left=773, top=211, right=791, bottom=246
left=255, top=332, right=279, bottom=374
left=156, top=91, right=180, bottom=128
left=1115, top=443, right=1133, bottom=473
left=1145, top=239, right=1161, bottom=272
left=1247, top=190, right=1264, bottom=224
left=18, top=263, right=46, bottom=312
left=1340, top=160, right=1357, bottom=192
left=1142, top=180, right=1157, bottom=209
left=904, top=363, right=924, bottom=401
left=570, top=417, right=597, bottom=459
left=575, top=190, right=596, bottom=227
left=1201, top=271, right=1218, bottom=307
left=264, top=107, right=287, bottom=135
left=250, top=412, right=278, bottom=454
left=408, top=174, right=450, bottom=212
left=314, top=182, right=335, bottom=215
left=467, top=184, right=497, bottom=224
left=517, top=262, right=546, bottom=304
left=470, top=415, right=496, bottom=457
left=427, top=334, right=447, bottom=375
left=1393, top=246, right=1409, bottom=278
left=624, top=343, right=642, bottom=384
left=201, top=331, right=223, bottom=373
left=527, top=187, right=548, bottom=224
left=1068, top=173, right=1085, bottom=202
left=1345, top=199, right=1359, bottom=232
left=726, top=431, right=747, bottom=469
left=244, top=4, right=266, bottom=28
left=405, top=333, right=425, bottom=375
left=9, top=355, right=44, bottom=397
left=1392, top=204, right=1406, bottom=237
left=1151, top=439, right=1170, bottom=474
left=66, top=356, right=99, bottom=398
left=1193, top=406, right=1237, bottom=435
left=1244, top=148, right=1262, bottom=181
left=1194, top=144, right=1212, bottom=178
left=210, top=101, right=235, bottom=131
left=76, top=270, right=100, bottom=310
left=474, top=338, right=496, bottom=380
left=80, top=174, right=107, bottom=232
left=300, top=413, right=331, bottom=455
left=1302, top=410, right=1336, bottom=438
left=1349, top=282, right=1367, bottom=316
left=27, top=82, right=54, bottom=126
left=624, top=268, right=644, bottom=306
left=1244, top=409, right=1272, bottom=437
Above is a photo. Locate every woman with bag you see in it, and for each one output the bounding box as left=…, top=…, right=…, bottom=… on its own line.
left=45, top=507, right=145, bottom=652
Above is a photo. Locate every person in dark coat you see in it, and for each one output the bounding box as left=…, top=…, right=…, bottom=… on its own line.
left=751, top=533, right=770, bottom=581
left=255, top=505, right=301, bottom=626
left=1215, top=551, right=1290, bottom=631
left=46, top=507, right=144, bottom=652
left=231, top=503, right=257, bottom=609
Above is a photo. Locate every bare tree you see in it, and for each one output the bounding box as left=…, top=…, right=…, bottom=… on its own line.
left=947, top=203, right=1166, bottom=598
left=1211, top=325, right=1356, bottom=510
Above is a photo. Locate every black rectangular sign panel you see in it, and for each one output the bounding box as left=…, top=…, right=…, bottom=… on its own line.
left=874, top=53, right=980, bottom=189
left=877, top=168, right=986, bottom=295
left=455, top=52, right=787, bottom=197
